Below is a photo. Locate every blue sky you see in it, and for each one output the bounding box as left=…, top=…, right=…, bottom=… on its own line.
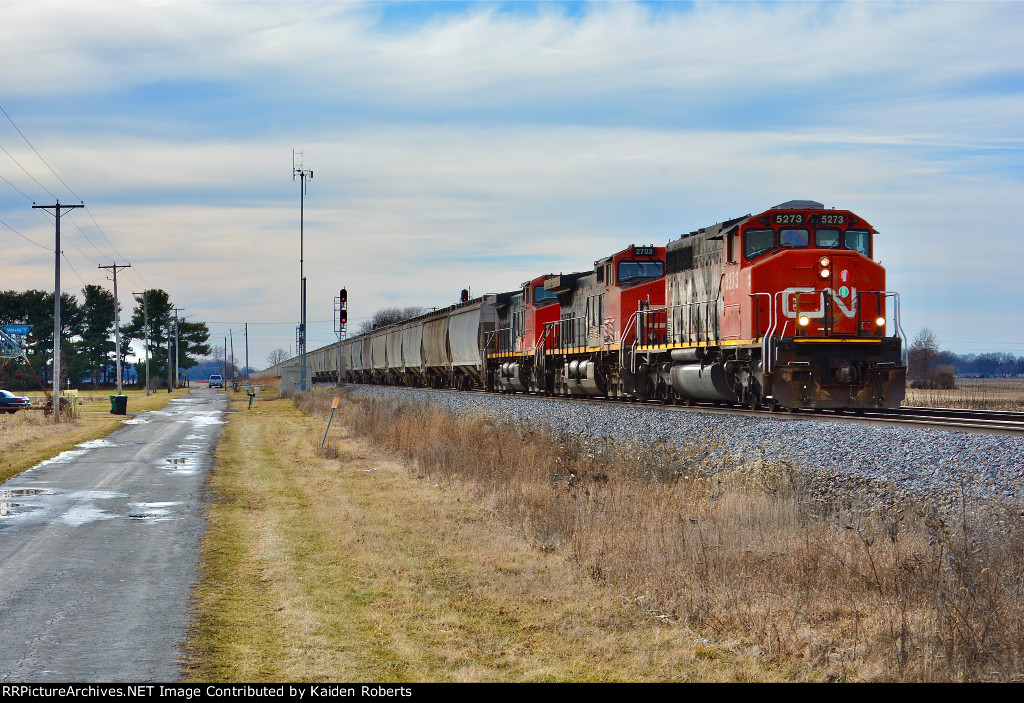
left=1, top=0, right=1022, bottom=367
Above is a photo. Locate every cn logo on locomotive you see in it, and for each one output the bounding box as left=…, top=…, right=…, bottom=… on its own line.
left=781, top=286, right=857, bottom=319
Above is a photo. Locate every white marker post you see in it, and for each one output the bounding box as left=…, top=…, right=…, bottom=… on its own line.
left=320, top=396, right=340, bottom=450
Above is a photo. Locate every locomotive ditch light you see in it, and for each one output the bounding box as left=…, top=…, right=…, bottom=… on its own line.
left=819, top=268, right=830, bottom=279
left=875, top=316, right=886, bottom=327
left=819, top=256, right=830, bottom=268
left=799, top=315, right=811, bottom=327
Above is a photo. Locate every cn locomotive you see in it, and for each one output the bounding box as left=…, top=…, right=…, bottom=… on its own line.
left=287, top=200, right=907, bottom=411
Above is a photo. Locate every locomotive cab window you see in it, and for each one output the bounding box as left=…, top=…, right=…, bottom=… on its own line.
left=780, top=228, right=809, bottom=248
left=617, top=260, right=664, bottom=283
left=533, top=286, right=558, bottom=305
left=814, top=228, right=841, bottom=248
left=743, top=229, right=775, bottom=260
left=845, top=229, right=872, bottom=257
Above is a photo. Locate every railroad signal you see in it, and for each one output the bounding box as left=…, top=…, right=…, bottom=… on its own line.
left=340, top=308, right=348, bottom=325
left=460, top=288, right=469, bottom=303
left=340, top=288, right=347, bottom=303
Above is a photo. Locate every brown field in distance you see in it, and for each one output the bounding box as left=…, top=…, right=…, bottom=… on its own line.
left=904, top=377, right=1024, bottom=411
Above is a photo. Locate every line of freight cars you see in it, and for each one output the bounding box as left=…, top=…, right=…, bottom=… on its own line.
left=283, top=200, right=907, bottom=411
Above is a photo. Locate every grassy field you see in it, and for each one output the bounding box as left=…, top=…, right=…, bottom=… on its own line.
left=905, top=377, right=1024, bottom=411
left=188, top=386, right=1024, bottom=682
left=0, top=387, right=192, bottom=484
left=186, top=389, right=793, bottom=682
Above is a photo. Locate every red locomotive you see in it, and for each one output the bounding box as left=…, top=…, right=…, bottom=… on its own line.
left=487, top=200, right=906, bottom=410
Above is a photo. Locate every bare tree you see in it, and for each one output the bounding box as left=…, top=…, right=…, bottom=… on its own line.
left=266, top=348, right=289, bottom=367
left=908, top=327, right=953, bottom=388
left=356, top=306, right=425, bottom=335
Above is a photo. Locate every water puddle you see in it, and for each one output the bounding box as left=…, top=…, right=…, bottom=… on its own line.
left=178, top=410, right=226, bottom=427
left=0, top=488, right=54, bottom=498
left=161, top=454, right=200, bottom=475
left=53, top=504, right=114, bottom=527
left=126, top=501, right=179, bottom=522
left=76, top=439, right=120, bottom=450
left=122, top=416, right=150, bottom=425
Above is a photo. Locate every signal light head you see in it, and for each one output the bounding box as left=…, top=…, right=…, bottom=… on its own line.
left=340, top=288, right=347, bottom=303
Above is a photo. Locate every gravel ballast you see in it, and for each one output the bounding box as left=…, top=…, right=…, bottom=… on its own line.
left=345, top=385, right=1024, bottom=509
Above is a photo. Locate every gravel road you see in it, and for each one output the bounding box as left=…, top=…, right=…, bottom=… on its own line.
left=0, top=389, right=227, bottom=682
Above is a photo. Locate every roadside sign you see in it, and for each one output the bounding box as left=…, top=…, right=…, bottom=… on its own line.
left=331, top=396, right=340, bottom=409
left=4, top=325, right=30, bottom=335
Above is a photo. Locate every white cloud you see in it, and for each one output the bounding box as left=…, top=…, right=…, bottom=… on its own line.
left=1, top=1, right=1022, bottom=363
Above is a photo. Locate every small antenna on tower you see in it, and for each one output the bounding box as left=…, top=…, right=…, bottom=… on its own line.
left=293, top=149, right=313, bottom=192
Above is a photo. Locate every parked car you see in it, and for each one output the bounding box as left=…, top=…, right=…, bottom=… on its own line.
left=0, top=389, right=31, bottom=413
left=208, top=374, right=223, bottom=389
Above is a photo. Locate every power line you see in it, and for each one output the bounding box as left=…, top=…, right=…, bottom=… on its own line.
left=0, top=217, right=53, bottom=251
left=0, top=171, right=33, bottom=202
left=0, top=144, right=57, bottom=201
left=0, top=103, right=82, bottom=202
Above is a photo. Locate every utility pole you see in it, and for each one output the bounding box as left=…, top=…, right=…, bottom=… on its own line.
left=244, top=323, right=249, bottom=384
left=173, top=307, right=185, bottom=389
left=99, top=264, right=131, bottom=395
left=33, top=200, right=83, bottom=423
left=293, top=150, right=312, bottom=392
left=166, top=323, right=172, bottom=392
left=229, top=329, right=235, bottom=386
left=133, top=292, right=150, bottom=395
left=223, top=337, right=227, bottom=380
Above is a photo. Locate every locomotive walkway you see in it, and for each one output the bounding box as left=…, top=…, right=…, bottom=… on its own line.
left=0, top=388, right=226, bottom=682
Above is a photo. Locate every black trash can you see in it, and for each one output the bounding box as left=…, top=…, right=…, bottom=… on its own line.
left=110, top=394, right=128, bottom=415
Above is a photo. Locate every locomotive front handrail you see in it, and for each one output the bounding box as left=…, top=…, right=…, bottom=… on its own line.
left=861, top=290, right=907, bottom=365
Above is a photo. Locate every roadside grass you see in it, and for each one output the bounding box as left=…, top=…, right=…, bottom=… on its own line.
left=905, top=377, right=1024, bottom=411
left=0, top=387, right=191, bottom=484
left=186, top=390, right=789, bottom=682
left=300, top=388, right=1024, bottom=682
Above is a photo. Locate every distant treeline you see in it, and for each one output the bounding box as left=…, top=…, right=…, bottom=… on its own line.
left=938, top=351, right=1024, bottom=377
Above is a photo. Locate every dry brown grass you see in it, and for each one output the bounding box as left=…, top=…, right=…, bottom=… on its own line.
left=302, top=388, right=1024, bottom=682
left=190, top=390, right=788, bottom=681
left=905, top=377, right=1024, bottom=411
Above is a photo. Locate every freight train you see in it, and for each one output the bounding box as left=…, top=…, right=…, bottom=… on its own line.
left=276, top=201, right=907, bottom=411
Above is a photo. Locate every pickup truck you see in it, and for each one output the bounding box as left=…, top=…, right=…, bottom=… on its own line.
left=208, top=374, right=223, bottom=388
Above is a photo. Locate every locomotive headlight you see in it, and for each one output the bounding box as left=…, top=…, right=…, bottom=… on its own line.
left=875, top=316, right=886, bottom=327
left=798, top=315, right=811, bottom=327
left=819, top=268, right=830, bottom=279
left=819, top=256, right=831, bottom=268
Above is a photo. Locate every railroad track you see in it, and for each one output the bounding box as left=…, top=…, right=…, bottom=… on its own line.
left=334, top=383, right=1024, bottom=437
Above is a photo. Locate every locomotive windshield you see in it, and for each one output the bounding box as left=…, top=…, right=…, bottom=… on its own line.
left=533, top=286, right=558, bottom=304
left=780, top=228, right=809, bottom=248
left=617, top=260, right=664, bottom=283
left=845, top=230, right=871, bottom=257
left=744, top=229, right=775, bottom=259
left=815, top=228, right=841, bottom=248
